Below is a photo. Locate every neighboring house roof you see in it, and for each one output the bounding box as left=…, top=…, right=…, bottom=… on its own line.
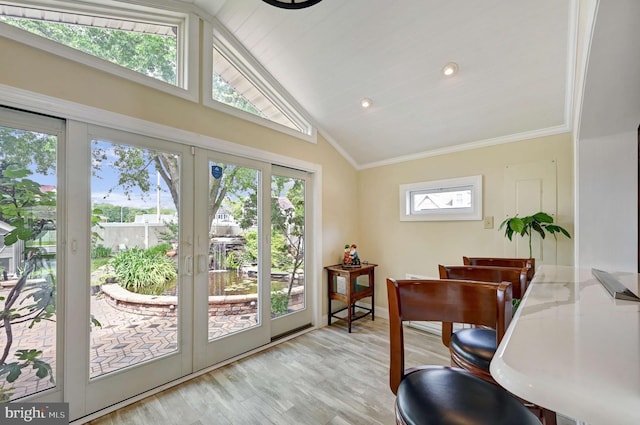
left=415, top=195, right=439, bottom=210
left=0, top=220, right=14, bottom=233
left=275, top=197, right=294, bottom=211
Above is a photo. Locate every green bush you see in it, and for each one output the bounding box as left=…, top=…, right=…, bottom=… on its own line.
left=146, top=243, right=172, bottom=257
left=91, top=244, right=112, bottom=259
left=112, top=247, right=177, bottom=295
left=271, top=291, right=290, bottom=316
left=225, top=251, right=242, bottom=270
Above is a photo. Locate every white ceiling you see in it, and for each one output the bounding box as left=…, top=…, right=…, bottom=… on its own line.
left=183, top=0, right=575, bottom=168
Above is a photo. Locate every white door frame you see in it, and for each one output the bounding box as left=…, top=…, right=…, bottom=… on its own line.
left=0, top=84, right=323, bottom=421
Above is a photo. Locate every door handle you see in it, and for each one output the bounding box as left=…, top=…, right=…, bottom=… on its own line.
left=184, top=255, right=193, bottom=276
left=197, top=254, right=207, bottom=274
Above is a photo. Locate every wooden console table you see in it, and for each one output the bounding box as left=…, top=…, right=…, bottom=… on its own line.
left=325, top=263, right=377, bottom=332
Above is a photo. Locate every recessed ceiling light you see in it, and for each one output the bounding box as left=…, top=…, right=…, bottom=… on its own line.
left=360, top=98, right=372, bottom=108
left=442, top=62, right=459, bottom=77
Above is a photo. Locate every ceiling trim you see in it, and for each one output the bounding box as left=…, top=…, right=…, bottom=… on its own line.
left=564, top=0, right=579, bottom=137
left=317, top=128, right=359, bottom=169
left=573, top=0, right=601, bottom=143
left=358, top=124, right=572, bottom=170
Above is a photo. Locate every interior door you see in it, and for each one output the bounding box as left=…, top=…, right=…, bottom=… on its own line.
left=504, top=160, right=558, bottom=263
left=192, top=149, right=271, bottom=369
left=66, top=124, right=194, bottom=418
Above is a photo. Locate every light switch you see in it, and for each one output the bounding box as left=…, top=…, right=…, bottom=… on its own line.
left=483, top=216, right=494, bottom=229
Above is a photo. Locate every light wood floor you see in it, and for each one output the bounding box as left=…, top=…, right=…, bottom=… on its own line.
left=84, top=318, right=574, bottom=425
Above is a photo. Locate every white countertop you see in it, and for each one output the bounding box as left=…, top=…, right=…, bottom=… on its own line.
left=490, top=265, right=640, bottom=425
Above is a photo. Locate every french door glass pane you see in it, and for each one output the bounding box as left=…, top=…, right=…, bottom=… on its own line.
left=89, top=140, right=180, bottom=378
left=270, top=174, right=305, bottom=318
left=0, top=126, right=57, bottom=400
left=207, top=161, right=260, bottom=340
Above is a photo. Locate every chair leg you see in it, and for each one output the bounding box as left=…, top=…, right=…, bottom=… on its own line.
left=541, top=408, right=557, bottom=425
left=525, top=404, right=557, bottom=425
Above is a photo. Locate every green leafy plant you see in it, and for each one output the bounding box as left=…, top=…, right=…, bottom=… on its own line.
left=512, top=298, right=522, bottom=312
left=499, top=212, right=571, bottom=258
left=146, top=243, right=172, bottom=257
left=271, top=291, right=290, bottom=317
left=91, top=244, right=112, bottom=259
left=111, top=247, right=177, bottom=295
left=0, top=163, right=57, bottom=399
left=225, top=251, right=242, bottom=270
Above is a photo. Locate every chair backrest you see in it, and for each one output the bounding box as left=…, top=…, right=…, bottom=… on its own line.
left=463, top=256, right=535, bottom=283
left=386, top=278, right=512, bottom=394
left=439, top=264, right=527, bottom=299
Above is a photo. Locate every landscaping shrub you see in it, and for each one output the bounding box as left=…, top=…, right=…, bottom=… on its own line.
left=111, top=247, right=177, bottom=295
left=146, top=243, right=172, bottom=257
left=91, top=244, right=112, bottom=259
left=271, top=291, right=290, bottom=316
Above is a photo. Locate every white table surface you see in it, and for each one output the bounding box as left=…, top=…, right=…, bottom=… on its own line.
left=490, top=265, right=640, bottom=425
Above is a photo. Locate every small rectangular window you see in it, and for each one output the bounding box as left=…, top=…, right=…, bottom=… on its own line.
left=400, top=175, right=482, bottom=221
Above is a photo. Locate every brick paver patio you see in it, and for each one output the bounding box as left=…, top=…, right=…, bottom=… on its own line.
left=2, top=288, right=257, bottom=401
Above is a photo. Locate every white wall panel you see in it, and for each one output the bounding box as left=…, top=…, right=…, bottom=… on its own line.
left=577, top=131, right=637, bottom=271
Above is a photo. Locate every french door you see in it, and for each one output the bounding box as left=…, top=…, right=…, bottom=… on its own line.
left=0, top=107, right=64, bottom=405
left=192, top=152, right=312, bottom=369
left=0, top=108, right=314, bottom=419
left=193, top=150, right=271, bottom=367
left=66, top=124, right=195, bottom=417
left=269, top=165, right=312, bottom=337
left=65, top=126, right=312, bottom=419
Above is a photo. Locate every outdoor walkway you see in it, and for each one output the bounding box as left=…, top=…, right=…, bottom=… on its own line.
left=2, top=289, right=257, bottom=401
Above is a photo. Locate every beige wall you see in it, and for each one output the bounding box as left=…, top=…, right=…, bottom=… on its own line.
left=357, top=133, right=574, bottom=314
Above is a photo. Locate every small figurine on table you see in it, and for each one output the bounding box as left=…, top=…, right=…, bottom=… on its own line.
left=349, top=244, right=361, bottom=266
left=343, top=244, right=352, bottom=265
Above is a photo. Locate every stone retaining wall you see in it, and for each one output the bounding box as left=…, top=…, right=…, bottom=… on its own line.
left=100, top=284, right=305, bottom=317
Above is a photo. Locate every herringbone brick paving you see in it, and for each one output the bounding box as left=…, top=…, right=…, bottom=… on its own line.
left=2, top=289, right=257, bottom=401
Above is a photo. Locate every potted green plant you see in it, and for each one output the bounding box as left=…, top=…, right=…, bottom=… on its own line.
left=499, top=212, right=571, bottom=258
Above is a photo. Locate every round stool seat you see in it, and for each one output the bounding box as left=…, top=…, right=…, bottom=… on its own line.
left=450, top=328, right=496, bottom=372
left=396, top=366, right=540, bottom=425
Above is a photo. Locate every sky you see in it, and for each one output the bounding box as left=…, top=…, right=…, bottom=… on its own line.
left=90, top=141, right=176, bottom=211
left=27, top=140, right=176, bottom=211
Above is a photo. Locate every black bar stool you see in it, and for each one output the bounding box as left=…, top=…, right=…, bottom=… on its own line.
left=387, top=278, right=541, bottom=425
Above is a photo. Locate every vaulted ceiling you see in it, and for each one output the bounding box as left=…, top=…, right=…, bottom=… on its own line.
left=181, top=0, right=575, bottom=168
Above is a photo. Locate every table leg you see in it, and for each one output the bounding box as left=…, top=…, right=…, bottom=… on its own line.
left=327, top=274, right=332, bottom=326
left=371, top=271, right=375, bottom=321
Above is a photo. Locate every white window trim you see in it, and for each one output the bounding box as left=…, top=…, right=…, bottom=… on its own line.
left=400, top=175, right=483, bottom=221
left=202, top=19, right=317, bottom=144
left=0, top=1, right=199, bottom=102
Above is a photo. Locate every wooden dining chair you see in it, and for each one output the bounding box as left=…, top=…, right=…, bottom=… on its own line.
left=438, top=264, right=557, bottom=425
left=463, top=256, right=535, bottom=284
left=440, top=264, right=528, bottom=299
left=386, top=278, right=540, bottom=425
